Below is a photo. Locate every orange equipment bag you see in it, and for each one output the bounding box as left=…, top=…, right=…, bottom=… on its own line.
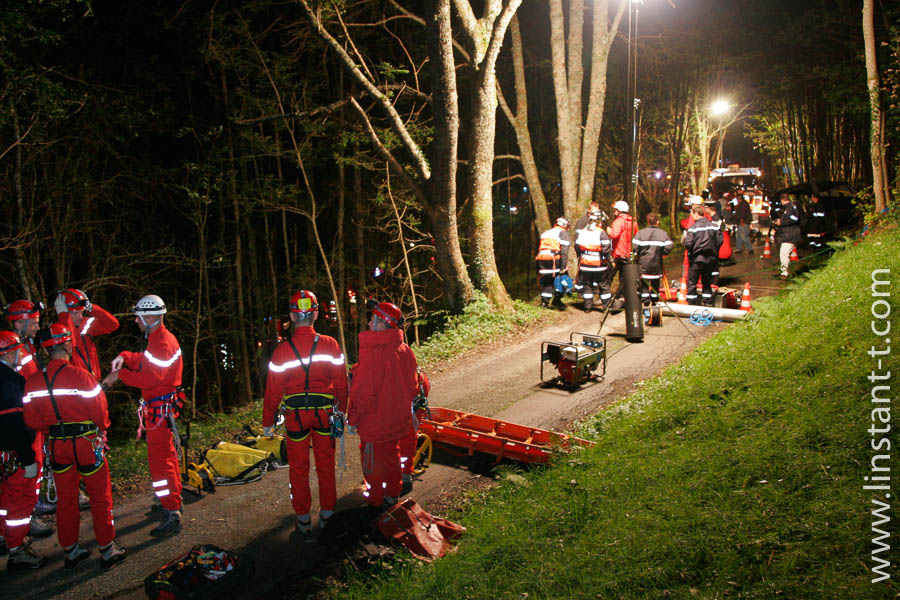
left=376, top=499, right=465, bottom=561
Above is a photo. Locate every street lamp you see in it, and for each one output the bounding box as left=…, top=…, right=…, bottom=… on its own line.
left=710, top=99, right=731, bottom=168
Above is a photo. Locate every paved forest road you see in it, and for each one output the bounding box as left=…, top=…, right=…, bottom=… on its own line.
left=4, top=251, right=785, bottom=600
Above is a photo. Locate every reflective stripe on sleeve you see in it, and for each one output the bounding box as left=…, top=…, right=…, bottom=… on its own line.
left=144, top=348, right=182, bottom=368
left=25, top=385, right=103, bottom=402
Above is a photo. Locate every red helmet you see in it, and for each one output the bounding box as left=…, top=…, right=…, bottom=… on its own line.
left=6, top=300, right=41, bottom=321
left=0, top=331, right=23, bottom=357
left=289, top=290, right=319, bottom=313
left=555, top=217, right=569, bottom=229
left=373, top=302, right=403, bottom=329
left=40, top=323, right=72, bottom=348
left=59, top=288, right=89, bottom=312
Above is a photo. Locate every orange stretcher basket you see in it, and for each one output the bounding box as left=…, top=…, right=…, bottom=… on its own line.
left=418, top=407, right=594, bottom=465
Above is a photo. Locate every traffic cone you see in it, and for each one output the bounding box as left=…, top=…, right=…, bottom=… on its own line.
left=677, top=276, right=688, bottom=304
left=740, top=282, right=753, bottom=312
left=762, top=237, right=772, bottom=259
left=789, top=246, right=799, bottom=261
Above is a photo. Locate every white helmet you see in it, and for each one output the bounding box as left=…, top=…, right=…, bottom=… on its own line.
left=614, top=200, right=629, bottom=213
left=133, top=294, right=167, bottom=315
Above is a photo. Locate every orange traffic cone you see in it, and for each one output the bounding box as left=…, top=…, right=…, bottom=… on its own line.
left=677, top=276, right=688, bottom=304
left=762, top=237, right=772, bottom=259
left=740, top=282, right=753, bottom=312
left=789, top=246, right=799, bottom=261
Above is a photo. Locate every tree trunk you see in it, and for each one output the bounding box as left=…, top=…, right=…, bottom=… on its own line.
left=863, top=0, right=888, bottom=212
left=549, top=0, right=578, bottom=217
left=427, top=0, right=474, bottom=311
left=10, top=106, right=33, bottom=300
left=497, top=16, right=550, bottom=233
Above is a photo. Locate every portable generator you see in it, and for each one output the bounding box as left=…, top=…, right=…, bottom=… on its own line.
left=540, top=332, right=607, bottom=390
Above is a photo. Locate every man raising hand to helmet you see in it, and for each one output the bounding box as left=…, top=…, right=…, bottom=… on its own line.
left=263, top=291, right=348, bottom=539
left=54, top=288, right=119, bottom=381
left=103, top=295, right=184, bottom=539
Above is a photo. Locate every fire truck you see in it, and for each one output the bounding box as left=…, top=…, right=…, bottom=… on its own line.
left=709, top=166, right=770, bottom=225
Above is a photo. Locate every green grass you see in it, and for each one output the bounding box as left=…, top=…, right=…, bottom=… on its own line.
left=413, top=290, right=544, bottom=367
left=324, top=227, right=900, bottom=599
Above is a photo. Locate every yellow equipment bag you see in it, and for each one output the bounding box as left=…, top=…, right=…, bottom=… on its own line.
left=204, top=442, right=273, bottom=485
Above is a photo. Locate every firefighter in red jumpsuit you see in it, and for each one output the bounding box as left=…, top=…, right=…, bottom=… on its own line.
left=5, top=300, right=54, bottom=538
left=103, top=295, right=184, bottom=538
left=263, top=290, right=348, bottom=538
left=348, top=302, right=419, bottom=508
left=23, top=324, right=126, bottom=569
left=54, top=288, right=119, bottom=381
left=0, top=331, right=46, bottom=569
left=397, top=368, right=430, bottom=496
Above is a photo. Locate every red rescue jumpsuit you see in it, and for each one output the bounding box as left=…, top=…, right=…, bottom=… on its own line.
left=348, top=328, right=418, bottom=506
left=263, top=326, right=348, bottom=516
left=23, top=360, right=115, bottom=549
left=13, top=339, right=43, bottom=512
left=57, top=305, right=119, bottom=381
left=116, top=324, right=183, bottom=511
left=398, top=370, right=430, bottom=477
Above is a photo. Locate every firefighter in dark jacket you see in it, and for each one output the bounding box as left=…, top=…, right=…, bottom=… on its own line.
left=0, top=331, right=46, bottom=570
left=805, top=195, right=828, bottom=250
left=574, top=211, right=612, bottom=311
left=704, top=198, right=724, bottom=288
left=535, top=217, right=571, bottom=309
left=773, top=194, right=803, bottom=279
left=682, top=204, right=723, bottom=306
left=633, top=213, right=673, bottom=305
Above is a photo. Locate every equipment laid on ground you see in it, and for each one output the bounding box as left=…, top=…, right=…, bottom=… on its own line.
left=660, top=303, right=749, bottom=322
left=377, top=499, right=465, bottom=561
left=144, top=544, right=253, bottom=600
left=417, top=407, right=594, bottom=466
left=180, top=423, right=215, bottom=497
left=540, top=331, right=607, bottom=390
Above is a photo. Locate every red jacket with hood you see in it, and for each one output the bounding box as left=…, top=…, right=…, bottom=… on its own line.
left=348, top=328, right=418, bottom=443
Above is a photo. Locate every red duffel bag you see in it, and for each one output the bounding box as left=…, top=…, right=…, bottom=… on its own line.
left=376, top=499, right=465, bottom=561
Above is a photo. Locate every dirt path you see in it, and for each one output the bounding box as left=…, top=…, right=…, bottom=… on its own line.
left=5, top=249, right=786, bottom=600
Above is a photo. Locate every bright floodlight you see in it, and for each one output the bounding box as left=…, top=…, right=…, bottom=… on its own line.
left=711, top=99, right=730, bottom=116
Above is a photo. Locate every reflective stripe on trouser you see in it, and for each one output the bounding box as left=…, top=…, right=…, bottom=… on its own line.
left=687, top=259, right=715, bottom=306
left=398, top=409, right=425, bottom=476
left=640, top=277, right=661, bottom=302
left=779, top=243, right=795, bottom=276
left=581, top=269, right=610, bottom=303
left=286, top=409, right=336, bottom=515
left=54, top=458, right=115, bottom=548
left=360, top=438, right=403, bottom=506
left=147, top=424, right=182, bottom=511
left=0, top=468, right=39, bottom=548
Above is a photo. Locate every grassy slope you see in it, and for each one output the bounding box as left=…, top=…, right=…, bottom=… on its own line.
left=331, top=229, right=900, bottom=599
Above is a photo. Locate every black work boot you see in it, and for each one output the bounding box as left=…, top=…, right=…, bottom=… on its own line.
left=400, top=473, right=413, bottom=496
left=100, top=542, right=127, bottom=569
left=150, top=509, right=182, bottom=538
left=29, top=514, right=54, bottom=538
left=63, top=544, right=91, bottom=570
left=7, top=545, right=48, bottom=570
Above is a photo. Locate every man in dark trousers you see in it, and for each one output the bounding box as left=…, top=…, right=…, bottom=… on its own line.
left=805, top=194, right=829, bottom=251
left=734, top=194, right=754, bottom=254
left=0, top=331, right=46, bottom=570
left=535, top=217, right=571, bottom=309
left=682, top=204, right=723, bottom=306
left=633, top=213, right=673, bottom=306
left=773, top=194, right=803, bottom=279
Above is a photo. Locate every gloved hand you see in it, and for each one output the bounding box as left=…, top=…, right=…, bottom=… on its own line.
left=23, top=463, right=38, bottom=478
left=348, top=425, right=357, bottom=435
left=54, top=293, right=68, bottom=314
left=80, top=291, right=92, bottom=313
left=111, top=355, right=125, bottom=371
left=262, top=426, right=274, bottom=438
